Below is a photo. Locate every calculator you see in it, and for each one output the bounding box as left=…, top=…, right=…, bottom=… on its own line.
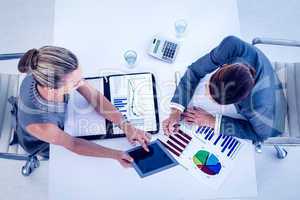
left=148, top=36, right=179, bottom=63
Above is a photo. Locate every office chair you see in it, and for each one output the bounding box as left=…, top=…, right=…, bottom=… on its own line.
left=252, top=37, right=300, bottom=159
left=0, top=53, right=48, bottom=176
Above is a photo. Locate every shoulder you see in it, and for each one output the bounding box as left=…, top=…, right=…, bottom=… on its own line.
left=18, top=75, right=60, bottom=127
left=19, top=74, right=36, bottom=105
left=219, top=35, right=248, bottom=49
left=240, top=89, right=275, bottom=118
left=20, top=74, right=35, bottom=90
left=222, top=35, right=241, bottom=43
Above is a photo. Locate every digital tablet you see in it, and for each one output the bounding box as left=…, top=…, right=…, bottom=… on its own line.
left=127, top=140, right=178, bottom=178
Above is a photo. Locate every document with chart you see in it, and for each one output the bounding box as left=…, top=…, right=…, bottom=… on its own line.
left=64, top=72, right=159, bottom=140
left=108, top=73, right=158, bottom=135
left=159, top=122, right=246, bottom=190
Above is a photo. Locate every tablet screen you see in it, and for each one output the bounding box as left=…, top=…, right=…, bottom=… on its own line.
left=127, top=140, right=178, bottom=177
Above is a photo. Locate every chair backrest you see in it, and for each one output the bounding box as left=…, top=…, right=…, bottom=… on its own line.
left=272, top=62, right=300, bottom=139
left=0, top=73, right=21, bottom=153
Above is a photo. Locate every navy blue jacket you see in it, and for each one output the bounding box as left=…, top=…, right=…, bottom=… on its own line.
left=171, top=36, right=287, bottom=142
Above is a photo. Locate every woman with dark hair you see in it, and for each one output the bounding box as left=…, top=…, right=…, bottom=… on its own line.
left=17, top=46, right=150, bottom=167
left=163, top=36, right=286, bottom=142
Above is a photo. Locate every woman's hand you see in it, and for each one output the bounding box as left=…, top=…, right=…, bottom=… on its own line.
left=113, top=150, right=134, bottom=168
left=121, top=124, right=151, bottom=152
left=182, top=107, right=215, bottom=128
left=163, top=108, right=182, bottom=136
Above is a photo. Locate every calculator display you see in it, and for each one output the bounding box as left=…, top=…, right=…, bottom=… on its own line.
left=153, top=40, right=160, bottom=54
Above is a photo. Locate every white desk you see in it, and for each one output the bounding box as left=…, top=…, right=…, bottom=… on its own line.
left=50, top=0, right=257, bottom=199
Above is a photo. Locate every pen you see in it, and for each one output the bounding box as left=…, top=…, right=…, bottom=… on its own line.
left=175, top=71, right=180, bottom=86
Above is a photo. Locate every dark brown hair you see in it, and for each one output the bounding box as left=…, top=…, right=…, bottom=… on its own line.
left=18, top=46, right=79, bottom=89
left=209, top=63, right=256, bottom=105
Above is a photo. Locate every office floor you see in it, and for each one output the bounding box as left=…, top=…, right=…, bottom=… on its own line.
left=0, top=160, right=48, bottom=199
left=0, top=0, right=300, bottom=200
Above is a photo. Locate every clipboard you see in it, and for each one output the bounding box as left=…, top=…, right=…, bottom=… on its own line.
left=64, top=72, right=159, bottom=140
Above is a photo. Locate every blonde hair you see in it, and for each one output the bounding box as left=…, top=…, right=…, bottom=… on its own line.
left=18, top=46, right=78, bottom=88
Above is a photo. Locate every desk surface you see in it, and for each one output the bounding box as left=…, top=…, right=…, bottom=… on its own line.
left=49, top=0, right=257, bottom=199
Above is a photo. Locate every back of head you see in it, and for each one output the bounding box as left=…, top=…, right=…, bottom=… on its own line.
left=209, top=63, right=256, bottom=105
left=18, top=46, right=78, bottom=89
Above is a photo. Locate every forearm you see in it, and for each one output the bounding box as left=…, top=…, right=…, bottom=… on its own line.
left=90, top=90, right=138, bottom=136
left=27, top=123, right=121, bottom=159
left=171, top=53, right=218, bottom=108
left=77, top=81, right=123, bottom=125
left=95, top=94, right=123, bottom=125
left=68, top=137, right=119, bottom=159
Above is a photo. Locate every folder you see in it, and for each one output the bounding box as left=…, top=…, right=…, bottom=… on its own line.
left=64, top=72, right=159, bottom=140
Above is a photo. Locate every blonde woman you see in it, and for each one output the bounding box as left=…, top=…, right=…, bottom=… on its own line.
left=17, top=46, right=150, bottom=167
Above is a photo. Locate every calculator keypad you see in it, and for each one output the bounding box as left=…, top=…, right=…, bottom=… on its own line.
left=162, top=41, right=177, bottom=60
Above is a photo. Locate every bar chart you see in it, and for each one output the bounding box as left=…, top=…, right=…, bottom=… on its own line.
left=195, top=126, right=242, bottom=159
left=113, top=97, right=128, bottom=113
left=159, top=130, right=192, bottom=157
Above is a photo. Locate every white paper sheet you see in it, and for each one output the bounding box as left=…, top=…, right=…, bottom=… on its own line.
left=180, top=123, right=246, bottom=189
left=109, top=73, right=157, bottom=134
left=64, top=78, right=107, bottom=137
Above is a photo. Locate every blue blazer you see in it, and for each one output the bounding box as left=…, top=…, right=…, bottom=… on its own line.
left=171, top=36, right=287, bottom=142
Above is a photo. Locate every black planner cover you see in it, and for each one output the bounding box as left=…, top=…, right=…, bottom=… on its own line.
left=75, top=72, right=159, bottom=140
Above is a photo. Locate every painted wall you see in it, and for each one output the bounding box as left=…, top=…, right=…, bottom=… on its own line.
left=0, top=0, right=54, bottom=74
left=238, top=0, right=300, bottom=62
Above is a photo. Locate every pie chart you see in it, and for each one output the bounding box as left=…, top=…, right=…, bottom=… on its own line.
left=192, top=150, right=221, bottom=176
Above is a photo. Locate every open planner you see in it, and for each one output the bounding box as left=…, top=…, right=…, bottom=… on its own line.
left=64, top=72, right=159, bottom=140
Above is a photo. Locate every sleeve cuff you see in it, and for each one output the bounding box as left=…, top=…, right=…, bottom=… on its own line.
left=214, top=114, right=222, bottom=134
left=170, top=102, right=185, bottom=112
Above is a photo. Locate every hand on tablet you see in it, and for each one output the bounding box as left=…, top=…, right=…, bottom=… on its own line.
left=163, top=108, right=182, bottom=136
left=123, top=124, right=151, bottom=152
left=114, top=150, right=134, bottom=168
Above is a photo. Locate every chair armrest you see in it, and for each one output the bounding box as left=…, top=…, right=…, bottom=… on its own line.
left=252, top=37, right=300, bottom=47
left=0, top=53, right=24, bottom=61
